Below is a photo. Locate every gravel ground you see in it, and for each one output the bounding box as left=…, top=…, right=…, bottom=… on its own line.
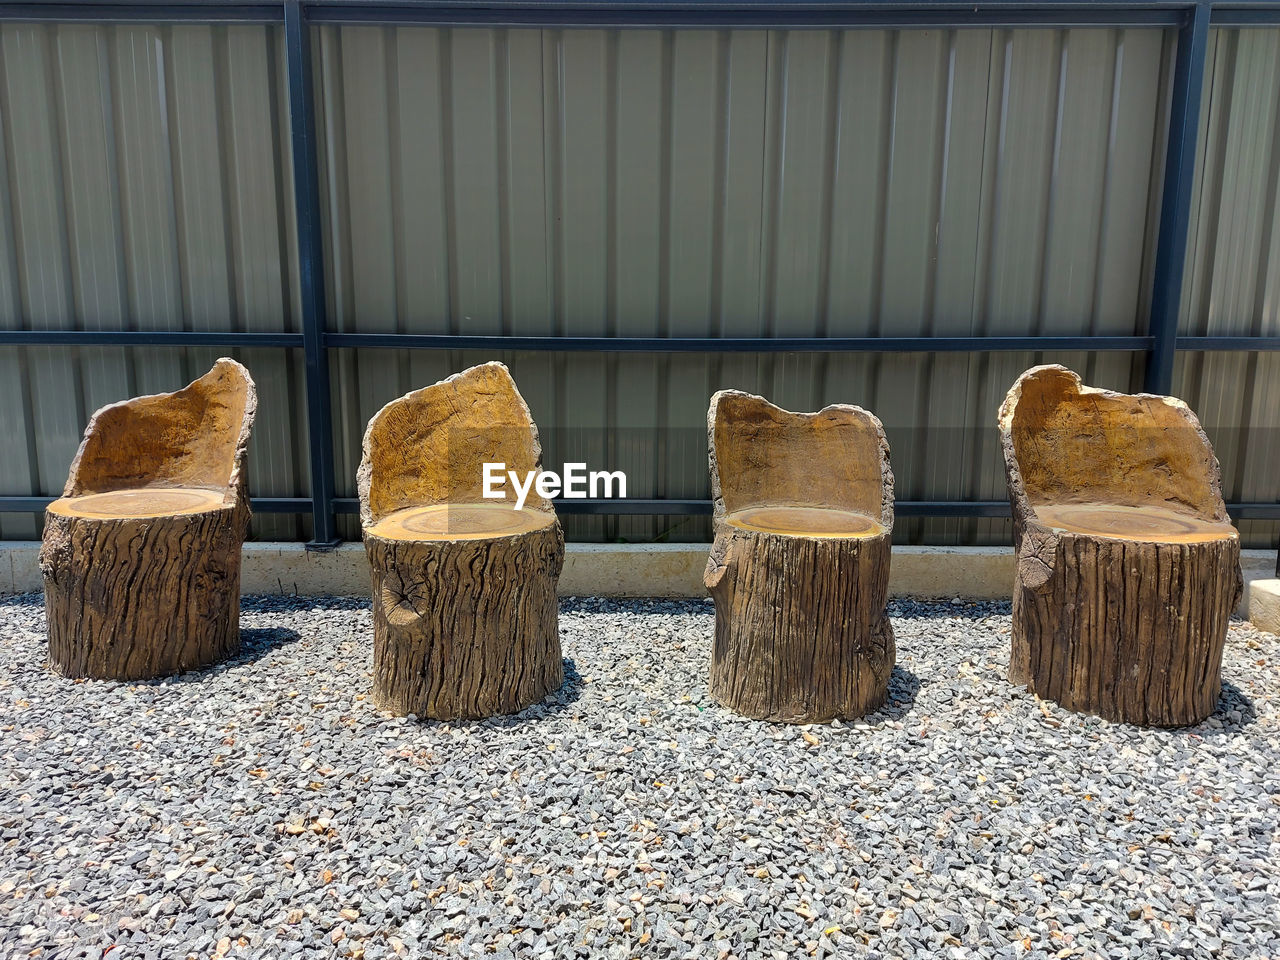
left=0, top=594, right=1277, bottom=960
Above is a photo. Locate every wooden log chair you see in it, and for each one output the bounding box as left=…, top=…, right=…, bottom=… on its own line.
left=40, top=359, right=257, bottom=680
left=358, top=362, right=564, bottom=719
left=703, top=390, right=896, bottom=723
left=999, top=365, right=1242, bottom=727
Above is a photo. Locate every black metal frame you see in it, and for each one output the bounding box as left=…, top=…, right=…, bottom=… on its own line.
left=2, top=0, right=1280, bottom=560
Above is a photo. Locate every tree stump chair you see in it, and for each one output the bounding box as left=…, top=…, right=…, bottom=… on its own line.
left=999, top=365, right=1242, bottom=727
left=39, top=359, right=257, bottom=680
left=358, top=361, right=564, bottom=719
left=704, top=390, right=896, bottom=723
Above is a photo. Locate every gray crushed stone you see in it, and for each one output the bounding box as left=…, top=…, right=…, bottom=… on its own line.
left=0, top=594, right=1277, bottom=960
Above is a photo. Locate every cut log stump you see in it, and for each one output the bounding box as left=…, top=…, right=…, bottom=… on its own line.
left=358, top=362, right=564, bottom=719
left=704, top=390, right=895, bottom=723
left=39, top=359, right=257, bottom=680
left=999, top=365, right=1243, bottom=727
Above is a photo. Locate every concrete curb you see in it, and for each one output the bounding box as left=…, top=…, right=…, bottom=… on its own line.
left=1248, top=578, right=1280, bottom=634
left=1, top=542, right=1275, bottom=621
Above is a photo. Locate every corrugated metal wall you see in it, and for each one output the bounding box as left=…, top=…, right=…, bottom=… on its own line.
left=0, top=21, right=309, bottom=541
left=314, top=25, right=1173, bottom=544
left=0, top=21, right=1275, bottom=549
left=1178, top=27, right=1280, bottom=551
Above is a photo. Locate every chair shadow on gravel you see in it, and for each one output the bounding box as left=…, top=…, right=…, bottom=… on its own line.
left=142, top=626, right=302, bottom=685
left=1204, top=679, right=1257, bottom=732
left=463, top=657, right=586, bottom=729
left=865, top=664, right=921, bottom=721
left=233, top=626, right=303, bottom=666
left=2, top=592, right=43, bottom=607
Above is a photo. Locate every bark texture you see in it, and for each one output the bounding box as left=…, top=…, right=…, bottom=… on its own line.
left=705, top=528, right=894, bottom=722
left=359, top=362, right=565, bottom=719
left=705, top=390, right=895, bottom=723
left=1010, top=529, right=1239, bottom=726
left=365, top=523, right=564, bottom=719
left=40, top=359, right=256, bottom=680
left=1000, top=365, right=1242, bottom=727
left=41, top=502, right=250, bottom=680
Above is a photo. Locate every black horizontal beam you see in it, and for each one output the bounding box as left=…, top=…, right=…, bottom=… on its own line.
left=3, top=2, right=1278, bottom=32
left=0, top=498, right=53, bottom=512
left=5, top=0, right=1241, bottom=30
left=3, top=1, right=1278, bottom=32
left=0, top=330, right=304, bottom=348
left=306, top=2, right=1184, bottom=27
left=1210, top=6, right=1280, bottom=26
left=898, top=501, right=1009, bottom=518
left=330, top=497, right=710, bottom=514
left=324, top=333, right=1155, bottom=353
left=250, top=497, right=1017, bottom=517
left=8, top=329, right=1280, bottom=353
left=309, top=0, right=1198, bottom=7
left=0, top=496, right=320, bottom=513
left=1227, top=502, right=1280, bottom=520
left=5, top=495, right=1278, bottom=519
left=1176, top=335, right=1280, bottom=350
left=540, top=498, right=712, bottom=515
left=0, top=2, right=282, bottom=21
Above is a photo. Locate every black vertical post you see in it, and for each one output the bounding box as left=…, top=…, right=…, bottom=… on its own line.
left=284, top=0, right=339, bottom=549
left=1145, top=1, right=1211, bottom=396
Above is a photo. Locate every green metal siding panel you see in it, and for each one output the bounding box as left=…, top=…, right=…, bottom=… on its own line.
left=315, top=24, right=1179, bottom=546
left=0, top=22, right=306, bottom=541
left=1177, top=28, right=1280, bottom=550
left=4, top=21, right=1273, bottom=551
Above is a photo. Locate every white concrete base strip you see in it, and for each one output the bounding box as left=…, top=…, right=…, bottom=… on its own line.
left=5, top=543, right=38, bottom=595
left=1247, top=578, right=1280, bottom=634
left=1, top=541, right=1275, bottom=616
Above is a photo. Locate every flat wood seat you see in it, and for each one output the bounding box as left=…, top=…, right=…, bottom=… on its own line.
left=366, top=502, right=557, bottom=542
left=47, top=486, right=227, bottom=521
left=1033, top=502, right=1237, bottom=544
left=725, top=504, right=885, bottom=539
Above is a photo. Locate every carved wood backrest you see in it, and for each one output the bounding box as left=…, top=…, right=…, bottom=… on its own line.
left=998, top=365, right=1227, bottom=522
left=707, top=390, right=894, bottom=528
left=357, top=362, right=549, bottom=526
left=64, top=358, right=257, bottom=505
